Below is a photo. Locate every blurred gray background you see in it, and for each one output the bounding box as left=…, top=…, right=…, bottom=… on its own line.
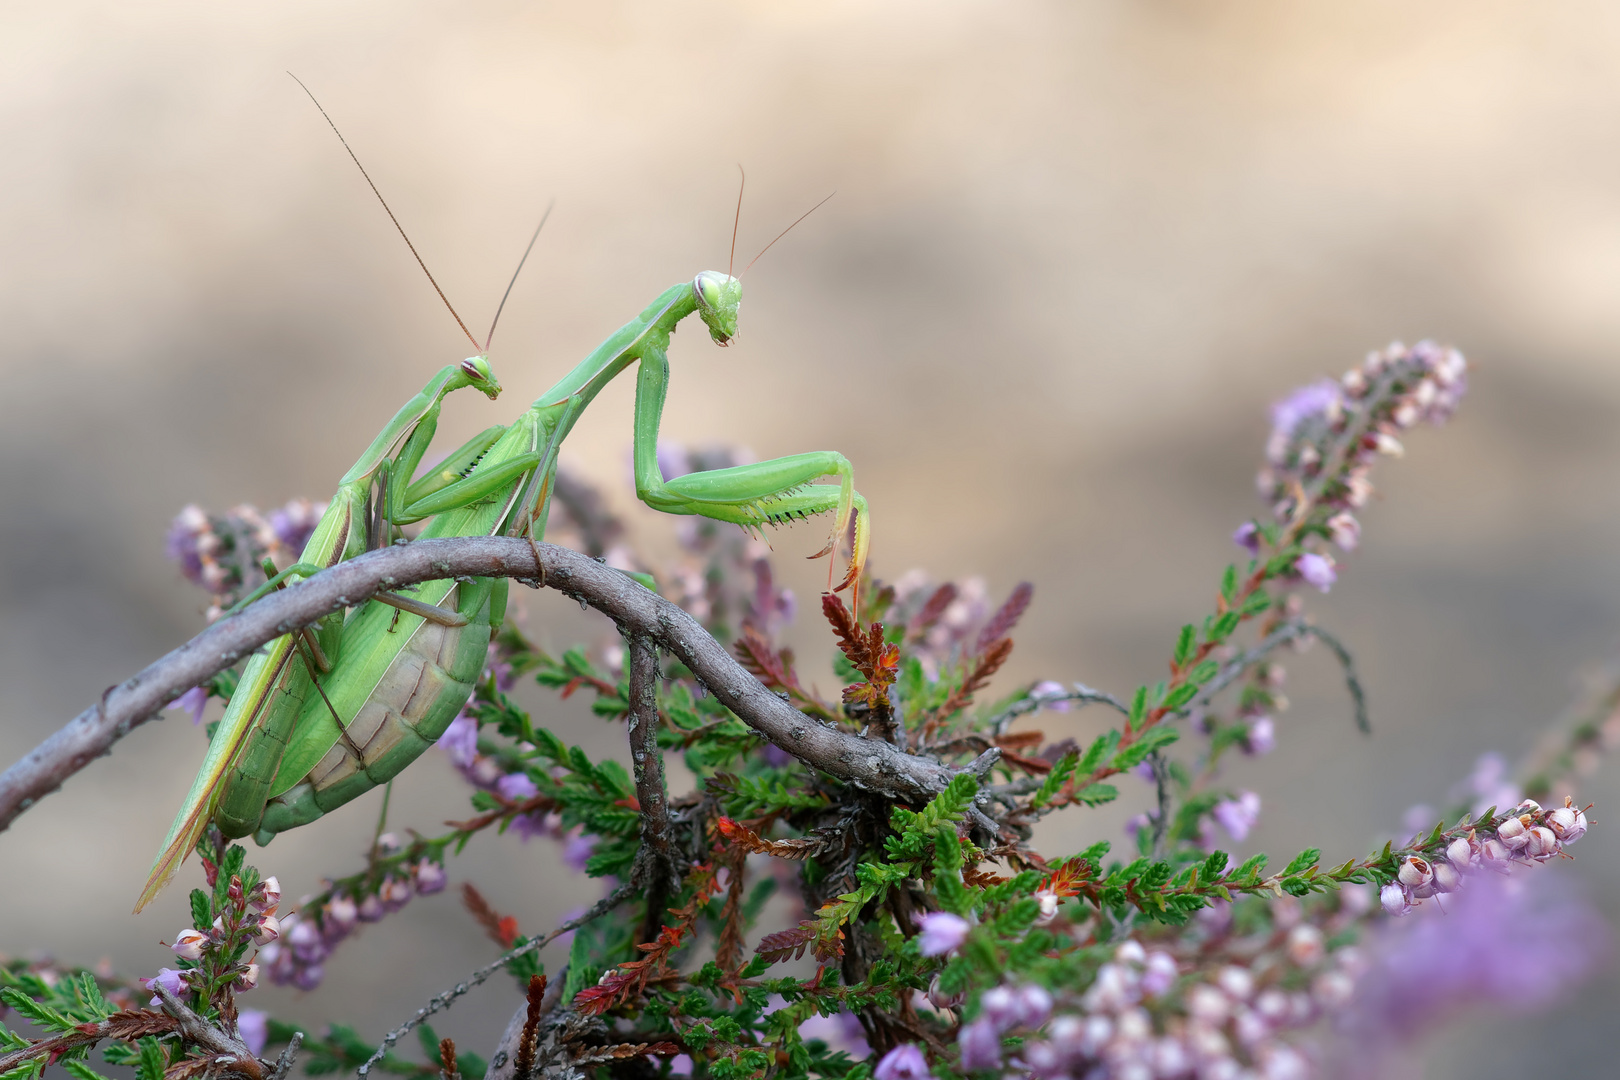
left=3, top=1, right=1620, bottom=1075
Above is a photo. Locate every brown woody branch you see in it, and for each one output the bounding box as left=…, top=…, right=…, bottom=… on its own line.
left=0, top=538, right=962, bottom=834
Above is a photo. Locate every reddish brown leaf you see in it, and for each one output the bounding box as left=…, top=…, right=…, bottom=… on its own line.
left=754, top=923, right=817, bottom=964
left=976, top=582, right=1033, bottom=655
left=462, top=883, right=519, bottom=947
left=911, top=582, right=958, bottom=636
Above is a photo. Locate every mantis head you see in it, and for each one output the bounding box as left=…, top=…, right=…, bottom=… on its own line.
left=458, top=356, right=504, bottom=400
left=693, top=271, right=742, bottom=346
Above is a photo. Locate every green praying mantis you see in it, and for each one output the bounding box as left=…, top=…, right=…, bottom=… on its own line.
left=136, top=95, right=871, bottom=912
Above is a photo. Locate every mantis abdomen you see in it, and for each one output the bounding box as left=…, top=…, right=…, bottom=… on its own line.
left=238, top=578, right=504, bottom=840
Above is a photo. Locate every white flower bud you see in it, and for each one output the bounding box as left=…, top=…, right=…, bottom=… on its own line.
left=1233, top=1006, right=1269, bottom=1047
left=1187, top=1022, right=1231, bottom=1062
left=1114, top=940, right=1146, bottom=966
left=1412, top=379, right=1438, bottom=408
left=254, top=876, right=281, bottom=914
left=1116, top=1006, right=1151, bottom=1043
left=1497, top=814, right=1529, bottom=849
left=1312, top=970, right=1355, bottom=1009
left=1286, top=925, right=1325, bottom=967
left=1516, top=798, right=1542, bottom=813
left=1396, top=856, right=1433, bottom=891
left=1391, top=400, right=1420, bottom=428
left=1548, top=804, right=1587, bottom=843
left=1431, top=861, right=1462, bottom=893
left=1187, top=984, right=1230, bottom=1025
left=1380, top=883, right=1411, bottom=916
left=1478, top=838, right=1512, bottom=872
left=1255, top=989, right=1289, bottom=1023
left=1033, top=889, right=1060, bottom=926
left=1373, top=431, right=1405, bottom=457
left=171, top=929, right=207, bottom=961
left=1342, top=369, right=1368, bottom=396
left=252, top=915, right=281, bottom=946
left=1217, top=965, right=1254, bottom=1001
left=236, top=963, right=259, bottom=991
left=1445, top=837, right=1474, bottom=869
left=1526, top=826, right=1559, bottom=861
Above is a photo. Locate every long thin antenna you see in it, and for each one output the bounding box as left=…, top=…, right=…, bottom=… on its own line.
left=484, top=200, right=554, bottom=352
left=288, top=73, right=480, bottom=352
left=729, top=165, right=745, bottom=278
left=743, top=192, right=835, bottom=276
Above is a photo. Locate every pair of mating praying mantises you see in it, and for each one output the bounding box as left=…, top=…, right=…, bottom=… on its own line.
left=134, top=89, right=871, bottom=913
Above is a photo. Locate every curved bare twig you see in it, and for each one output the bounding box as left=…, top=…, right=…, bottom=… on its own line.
left=0, top=537, right=959, bottom=834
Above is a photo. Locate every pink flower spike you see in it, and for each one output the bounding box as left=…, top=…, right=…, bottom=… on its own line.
left=1295, top=552, right=1337, bottom=593
left=916, top=912, right=970, bottom=957
left=874, top=1043, right=930, bottom=1080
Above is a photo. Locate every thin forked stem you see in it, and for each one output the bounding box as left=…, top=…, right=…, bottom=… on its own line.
left=288, top=73, right=481, bottom=352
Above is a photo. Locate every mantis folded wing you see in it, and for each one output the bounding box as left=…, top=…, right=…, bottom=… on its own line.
left=135, top=359, right=504, bottom=911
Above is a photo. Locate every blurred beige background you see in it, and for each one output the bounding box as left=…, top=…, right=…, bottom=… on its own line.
left=4, top=1, right=1620, bottom=1074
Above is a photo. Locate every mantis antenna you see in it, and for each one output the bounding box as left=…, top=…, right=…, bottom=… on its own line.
left=484, top=200, right=555, bottom=353
left=287, top=72, right=481, bottom=353
left=729, top=165, right=745, bottom=278
left=743, top=191, right=836, bottom=276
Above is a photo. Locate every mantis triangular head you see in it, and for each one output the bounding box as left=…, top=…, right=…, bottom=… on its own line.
left=692, top=271, right=742, bottom=346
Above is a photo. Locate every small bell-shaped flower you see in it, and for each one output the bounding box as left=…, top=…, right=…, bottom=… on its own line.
left=171, top=929, right=207, bottom=961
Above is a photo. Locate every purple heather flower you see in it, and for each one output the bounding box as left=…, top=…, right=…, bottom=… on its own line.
left=378, top=876, right=412, bottom=912
left=141, top=967, right=189, bottom=1007
left=325, top=896, right=358, bottom=931
left=562, top=833, right=596, bottom=873
left=1271, top=379, right=1342, bottom=440
left=874, top=1043, right=931, bottom=1080
left=413, top=860, right=448, bottom=895
left=657, top=442, right=693, bottom=481
left=1029, top=680, right=1073, bottom=712
left=1232, top=521, right=1261, bottom=555
left=168, top=686, right=209, bottom=726
left=1011, top=983, right=1052, bottom=1028
left=1344, top=875, right=1606, bottom=1051
left=436, top=713, right=479, bottom=769
left=268, top=498, right=324, bottom=556
left=292, top=963, right=325, bottom=992
left=1326, top=511, right=1361, bottom=551
left=957, top=1017, right=1001, bottom=1071
left=171, top=928, right=207, bottom=960
left=1244, top=716, right=1276, bottom=756
left=357, top=893, right=386, bottom=923
left=237, top=1009, right=269, bottom=1057
left=1295, top=552, right=1336, bottom=593
left=497, top=772, right=538, bottom=802
left=978, top=986, right=1018, bottom=1031
left=1213, top=791, right=1261, bottom=842
left=668, top=1054, right=693, bottom=1076
left=1123, top=813, right=1151, bottom=838
left=917, top=912, right=971, bottom=957
left=166, top=506, right=209, bottom=584
left=287, top=920, right=328, bottom=963
left=798, top=1012, right=870, bottom=1059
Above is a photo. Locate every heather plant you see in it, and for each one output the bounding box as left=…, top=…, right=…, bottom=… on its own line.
left=0, top=339, right=1607, bottom=1080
